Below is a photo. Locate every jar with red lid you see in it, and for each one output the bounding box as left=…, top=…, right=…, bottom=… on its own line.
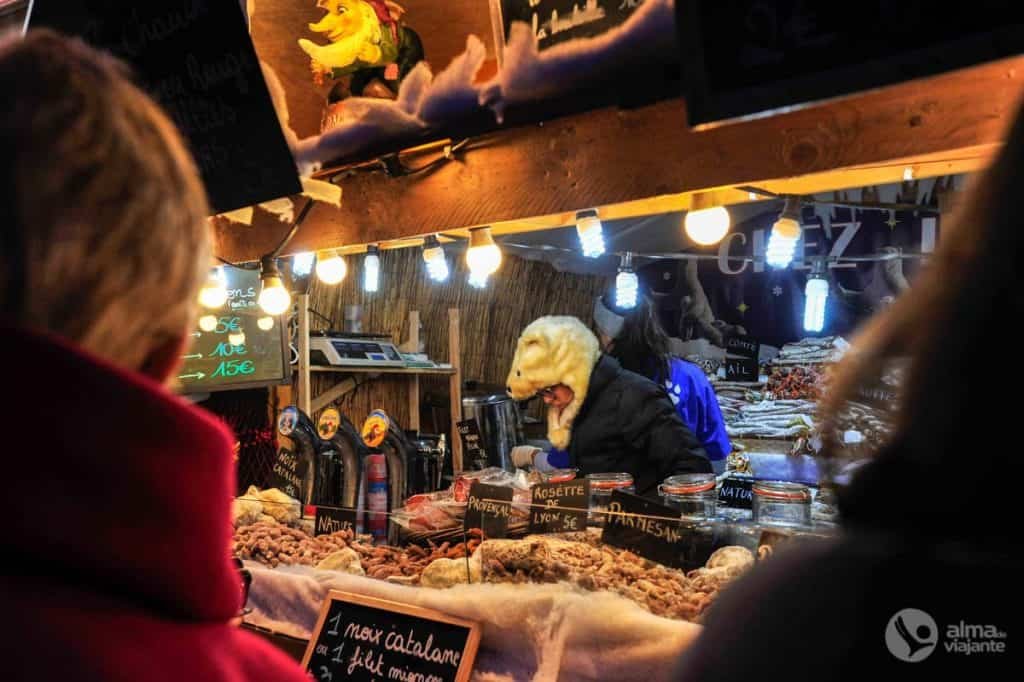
left=752, top=480, right=812, bottom=527
left=659, top=473, right=717, bottom=520
left=586, top=472, right=634, bottom=526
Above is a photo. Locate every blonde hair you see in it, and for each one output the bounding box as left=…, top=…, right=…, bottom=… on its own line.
left=0, top=30, right=211, bottom=371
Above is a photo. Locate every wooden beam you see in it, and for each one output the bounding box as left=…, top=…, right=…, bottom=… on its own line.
left=296, top=293, right=311, bottom=416
left=407, top=311, right=420, bottom=432
left=213, top=56, right=1024, bottom=262
left=448, top=308, right=462, bottom=474
left=310, top=376, right=363, bottom=414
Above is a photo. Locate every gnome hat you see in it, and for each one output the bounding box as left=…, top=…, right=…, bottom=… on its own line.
left=506, top=316, right=601, bottom=450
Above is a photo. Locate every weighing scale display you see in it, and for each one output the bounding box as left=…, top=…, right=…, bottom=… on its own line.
left=330, top=341, right=402, bottom=362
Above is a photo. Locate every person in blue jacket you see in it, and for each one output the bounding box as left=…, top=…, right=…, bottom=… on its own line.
left=593, top=292, right=733, bottom=468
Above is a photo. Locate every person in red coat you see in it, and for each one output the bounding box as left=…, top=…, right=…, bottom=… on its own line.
left=0, top=30, right=309, bottom=682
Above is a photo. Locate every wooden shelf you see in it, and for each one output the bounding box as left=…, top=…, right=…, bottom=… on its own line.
left=308, top=366, right=456, bottom=376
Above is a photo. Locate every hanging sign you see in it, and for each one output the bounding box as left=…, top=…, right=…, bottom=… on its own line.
left=528, top=479, right=590, bottom=534
left=302, top=590, right=481, bottom=682
left=464, top=482, right=513, bottom=539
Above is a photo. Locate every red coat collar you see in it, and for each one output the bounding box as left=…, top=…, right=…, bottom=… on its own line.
left=3, top=324, right=241, bottom=621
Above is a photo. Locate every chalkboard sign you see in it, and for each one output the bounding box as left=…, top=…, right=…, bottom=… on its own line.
left=456, top=420, right=488, bottom=471
left=27, top=0, right=301, bottom=213
left=601, top=489, right=685, bottom=568
left=178, top=266, right=289, bottom=393
left=270, top=446, right=308, bottom=500
left=718, top=475, right=754, bottom=510
left=491, top=0, right=648, bottom=60
left=303, top=590, right=481, bottom=682
left=678, top=1, right=1024, bottom=128
left=528, top=479, right=589, bottom=534
left=725, top=336, right=760, bottom=382
left=315, top=506, right=358, bottom=536
left=726, top=336, right=759, bottom=360
left=464, top=482, right=513, bottom=539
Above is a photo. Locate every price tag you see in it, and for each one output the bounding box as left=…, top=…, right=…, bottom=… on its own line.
left=463, top=482, right=513, bottom=539
left=718, top=475, right=754, bottom=510
left=528, top=480, right=589, bottom=534
left=314, top=507, right=358, bottom=536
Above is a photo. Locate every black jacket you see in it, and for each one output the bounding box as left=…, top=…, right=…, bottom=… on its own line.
left=567, top=354, right=710, bottom=496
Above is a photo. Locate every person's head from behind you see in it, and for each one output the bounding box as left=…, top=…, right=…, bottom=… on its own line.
left=0, top=30, right=210, bottom=384
left=594, top=291, right=672, bottom=382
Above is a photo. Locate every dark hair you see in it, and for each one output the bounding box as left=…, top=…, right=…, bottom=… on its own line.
left=602, top=293, right=673, bottom=383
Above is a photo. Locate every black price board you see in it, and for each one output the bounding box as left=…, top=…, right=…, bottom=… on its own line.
left=270, top=447, right=308, bottom=501
left=724, top=356, right=759, bottom=383
left=491, top=0, right=648, bottom=58
left=456, top=420, right=488, bottom=470
left=718, top=476, right=754, bottom=510
left=177, top=266, right=289, bottom=393
left=303, top=590, right=481, bottom=682
left=315, top=507, right=358, bottom=536
left=27, top=0, right=301, bottom=213
left=726, top=336, right=760, bottom=360
left=464, top=482, right=513, bottom=539
left=601, top=490, right=717, bottom=570
left=528, top=479, right=589, bottom=534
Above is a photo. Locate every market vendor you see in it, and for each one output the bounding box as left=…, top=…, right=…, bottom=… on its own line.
left=507, top=316, right=711, bottom=496
left=594, top=293, right=733, bottom=469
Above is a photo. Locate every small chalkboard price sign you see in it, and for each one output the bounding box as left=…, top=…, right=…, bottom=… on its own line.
left=601, top=489, right=689, bottom=569
left=270, top=447, right=308, bottom=501
left=528, top=479, right=590, bottom=534
left=314, top=507, right=358, bottom=536
left=464, top=482, right=513, bottom=539
left=303, top=590, right=481, bottom=682
left=718, top=476, right=754, bottom=510
left=456, top=420, right=488, bottom=470
left=725, top=336, right=760, bottom=382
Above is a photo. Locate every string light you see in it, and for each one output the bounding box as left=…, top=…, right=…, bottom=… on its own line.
left=198, top=314, right=218, bottom=332
left=257, top=316, right=275, bottom=331
left=615, top=252, right=638, bottom=309
left=258, top=256, right=291, bottom=316
left=468, top=271, right=489, bottom=289
left=364, top=245, right=380, bottom=293
left=466, top=227, right=502, bottom=284
left=575, top=209, right=606, bottom=258
left=228, top=329, right=246, bottom=347
left=198, top=266, right=228, bottom=309
left=292, top=252, right=315, bottom=277
left=903, top=166, right=915, bottom=181
left=684, top=193, right=730, bottom=245
left=766, top=196, right=803, bottom=269
left=422, top=235, right=449, bottom=282
left=315, top=249, right=347, bottom=285
left=803, top=261, right=829, bottom=333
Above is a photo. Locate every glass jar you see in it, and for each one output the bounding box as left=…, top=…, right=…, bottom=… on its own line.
left=586, top=472, right=634, bottom=526
left=752, top=481, right=812, bottom=527
left=659, top=473, right=717, bottom=520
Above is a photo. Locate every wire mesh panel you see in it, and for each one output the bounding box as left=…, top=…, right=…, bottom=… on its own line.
left=198, top=388, right=277, bottom=495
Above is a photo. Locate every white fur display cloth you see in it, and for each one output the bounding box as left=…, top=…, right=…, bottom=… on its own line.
left=244, top=562, right=700, bottom=682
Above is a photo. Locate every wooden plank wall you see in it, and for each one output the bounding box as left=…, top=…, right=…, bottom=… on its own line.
left=303, top=247, right=607, bottom=432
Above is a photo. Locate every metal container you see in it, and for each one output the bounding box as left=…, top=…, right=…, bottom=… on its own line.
left=461, top=385, right=523, bottom=471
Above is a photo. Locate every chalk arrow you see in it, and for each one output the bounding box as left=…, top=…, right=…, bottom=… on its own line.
left=177, top=372, right=206, bottom=380
left=181, top=353, right=203, bottom=360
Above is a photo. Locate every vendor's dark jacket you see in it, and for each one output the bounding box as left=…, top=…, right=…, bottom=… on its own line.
left=568, top=354, right=710, bottom=496
left=2, top=325, right=309, bottom=682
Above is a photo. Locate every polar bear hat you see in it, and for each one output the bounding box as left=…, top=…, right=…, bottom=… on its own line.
left=506, top=316, right=601, bottom=450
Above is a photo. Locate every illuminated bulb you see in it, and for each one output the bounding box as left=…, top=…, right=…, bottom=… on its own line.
left=766, top=196, right=803, bottom=269
left=258, top=256, right=291, bottom=316
left=468, top=270, right=489, bottom=289
left=257, top=316, right=274, bottom=331
left=292, top=252, right=315, bottom=277
left=315, top=249, right=347, bottom=284
left=748, top=192, right=759, bottom=201
left=615, top=253, right=638, bottom=309
left=684, top=194, right=730, bottom=245
left=803, top=274, right=829, bottom=333
left=575, top=210, right=605, bottom=258
left=198, top=267, right=228, bottom=309
left=364, top=245, right=380, bottom=293
left=903, top=166, right=914, bottom=181
left=422, top=236, right=449, bottom=282
left=199, top=314, right=218, bottom=332
left=228, top=329, right=246, bottom=347
left=466, top=227, right=502, bottom=279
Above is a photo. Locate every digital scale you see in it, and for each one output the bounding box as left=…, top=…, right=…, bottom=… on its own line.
left=310, top=332, right=406, bottom=368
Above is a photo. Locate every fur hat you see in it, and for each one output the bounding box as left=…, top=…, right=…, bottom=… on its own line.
left=506, top=316, right=601, bottom=449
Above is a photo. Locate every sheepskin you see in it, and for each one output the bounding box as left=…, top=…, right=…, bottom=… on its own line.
left=506, top=316, right=601, bottom=449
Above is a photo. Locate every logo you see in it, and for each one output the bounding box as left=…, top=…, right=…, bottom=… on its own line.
left=886, top=608, right=938, bottom=662
left=317, top=407, right=340, bottom=441
left=278, top=406, right=299, bottom=437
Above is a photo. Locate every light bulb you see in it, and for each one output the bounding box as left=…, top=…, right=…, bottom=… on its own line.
left=903, top=166, right=914, bottom=181
left=468, top=270, right=489, bottom=289
left=315, top=249, right=347, bottom=284
left=615, top=253, right=638, bottom=309
left=576, top=210, right=605, bottom=258
left=466, top=227, right=502, bottom=278
left=228, top=330, right=246, bottom=346
left=199, top=314, right=218, bottom=332
left=198, top=267, right=228, bottom=309
left=422, top=236, right=449, bottom=282
left=364, top=245, right=380, bottom=293
left=257, top=316, right=274, bottom=331
left=684, top=194, right=730, bottom=245
left=803, top=275, right=829, bottom=333
left=766, top=196, right=803, bottom=269
left=292, top=252, right=315, bottom=277
left=258, top=276, right=290, bottom=315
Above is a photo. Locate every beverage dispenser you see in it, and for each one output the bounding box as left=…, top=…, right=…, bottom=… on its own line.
left=273, top=406, right=318, bottom=505
left=315, top=407, right=365, bottom=509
